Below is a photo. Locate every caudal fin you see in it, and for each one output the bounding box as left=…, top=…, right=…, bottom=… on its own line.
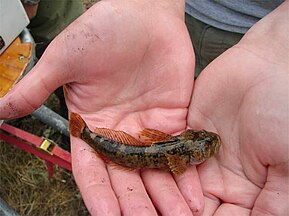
left=69, top=112, right=86, bottom=138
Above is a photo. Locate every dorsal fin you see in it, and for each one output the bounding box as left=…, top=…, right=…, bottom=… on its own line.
left=94, top=128, right=146, bottom=146
left=139, top=128, right=175, bottom=144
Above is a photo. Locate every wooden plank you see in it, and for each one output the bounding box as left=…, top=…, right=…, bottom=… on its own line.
left=0, top=37, right=32, bottom=97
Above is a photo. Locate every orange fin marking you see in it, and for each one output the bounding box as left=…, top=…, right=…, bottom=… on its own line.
left=94, top=128, right=145, bottom=146
left=165, top=154, right=188, bottom=175
left=70, top=112, right=86, bottom=138
left=139, top=128, right=175, bottom=143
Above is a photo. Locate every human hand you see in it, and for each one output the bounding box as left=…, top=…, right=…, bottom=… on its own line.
left=187, top=2, right=289, bottom=215
left=22, top=1, right=39, bottom=19
left=0, top=1, right=204, bottom=215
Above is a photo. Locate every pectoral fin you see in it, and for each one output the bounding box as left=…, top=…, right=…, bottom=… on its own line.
left=165, top=154, right=189, bottom=175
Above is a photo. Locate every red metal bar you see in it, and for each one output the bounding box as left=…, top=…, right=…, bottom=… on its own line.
left=0, top=123, right=72, bottom=178
left=45, top=161, right=54, bottom=179
left=1, top=123, right=43, bottom=146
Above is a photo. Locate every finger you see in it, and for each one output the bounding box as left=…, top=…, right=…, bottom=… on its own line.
left=174, top=166, right=205, bottom=215
left=0, top=51, right=68, bottom=120
left=71, top=137, right=121, bottom=216
left=141, top=169, right=193, bottom=216
left=107, top=167, right=158, bottom=216
left=252, top=162, right=289, bottom=215
left=202, top=196, right=220, bottom=216
left=214, top=203, right=250, bottom=215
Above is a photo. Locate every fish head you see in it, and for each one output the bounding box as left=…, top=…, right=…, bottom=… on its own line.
left=180, top=130, right=221, bottom=165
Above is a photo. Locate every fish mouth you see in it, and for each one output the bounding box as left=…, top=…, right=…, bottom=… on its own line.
left=214, top=134, right=222, bottom=153
left=207, top=131, right=221, bottom=151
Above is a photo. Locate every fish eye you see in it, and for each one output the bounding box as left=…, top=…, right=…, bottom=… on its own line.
left=202, top=130, right=208, bottom=134
left=199, top=130, right=207, bottom=137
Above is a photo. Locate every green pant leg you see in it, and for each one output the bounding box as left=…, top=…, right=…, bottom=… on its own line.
left=185, top=13, right=244, bottom=77
left=28, top=0, right=84, bottom=58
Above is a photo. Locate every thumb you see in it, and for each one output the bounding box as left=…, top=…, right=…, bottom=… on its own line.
left=0, top=49, right=69, bottom=120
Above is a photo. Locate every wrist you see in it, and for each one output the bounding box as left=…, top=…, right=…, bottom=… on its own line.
left=240, top=1, right=289, bottom=64
left=131, top=0, right=185, bottom=19
left=154, top=0, right=185, bottom=18
left=21, top=0, right=40, bottom=6
left=22, top=0, right=39, bottom=19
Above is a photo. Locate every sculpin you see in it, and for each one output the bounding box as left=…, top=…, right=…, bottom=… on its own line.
left=70, top=112, right=221, bottom=175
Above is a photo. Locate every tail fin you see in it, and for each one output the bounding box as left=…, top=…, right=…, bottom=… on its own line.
left=70, top=112, right=86, bottom=138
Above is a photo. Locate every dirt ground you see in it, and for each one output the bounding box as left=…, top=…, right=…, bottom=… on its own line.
left=0, top=0, right=99, bottom=215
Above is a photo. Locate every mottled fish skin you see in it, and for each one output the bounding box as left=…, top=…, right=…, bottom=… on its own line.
left=80, top=126, right=221, bottom=172
left=69, top=112, right=221, bottom=174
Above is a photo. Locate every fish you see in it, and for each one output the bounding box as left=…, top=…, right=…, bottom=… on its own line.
left=69, top=112, right=221, bottom=175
